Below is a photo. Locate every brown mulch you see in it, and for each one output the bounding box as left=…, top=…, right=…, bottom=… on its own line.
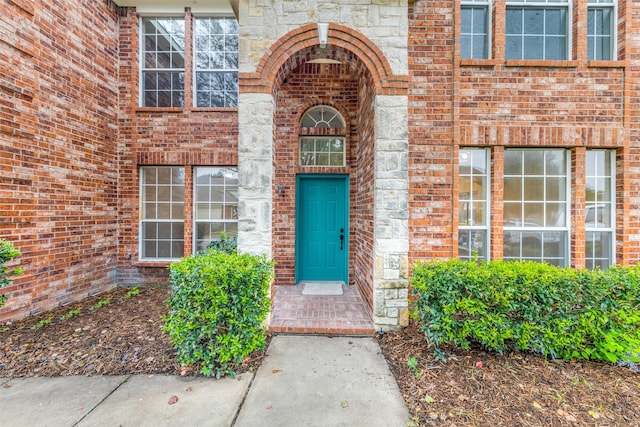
left=0, top=287, right=267, bottom=377
left=2, top=289, right=639, bottom=426
left=379, top=322, right=640, bottom=427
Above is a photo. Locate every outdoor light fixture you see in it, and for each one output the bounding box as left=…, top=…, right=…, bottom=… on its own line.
left=278, top=185, right=285, bottom=196
left=317, top=23, right=328, bottom=48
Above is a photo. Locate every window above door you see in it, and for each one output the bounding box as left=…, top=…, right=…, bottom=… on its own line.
left=298, top=106, right=346, bottom=167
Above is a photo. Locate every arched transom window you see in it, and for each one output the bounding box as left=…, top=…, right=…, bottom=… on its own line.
left=299, top=106, right=346, bottom=166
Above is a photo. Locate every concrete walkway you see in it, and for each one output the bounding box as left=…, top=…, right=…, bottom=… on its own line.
left=0, top=336, right=409, bottom=427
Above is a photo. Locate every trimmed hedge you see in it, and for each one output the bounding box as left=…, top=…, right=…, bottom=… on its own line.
left=163, top=250, right=274, bottom=378
left=0, top=239, right=22, bottom=307
left=411, top=259, right=640, bottom=364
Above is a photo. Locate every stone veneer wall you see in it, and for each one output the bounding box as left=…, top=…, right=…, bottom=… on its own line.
left=237, top=93, right=274, bottom=257
left=373, top=95, right=409, bottom=328
left=239, top=0, right=408, bottom=76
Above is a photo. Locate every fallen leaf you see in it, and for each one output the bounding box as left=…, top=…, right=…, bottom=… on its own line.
left=475, top=361, right=483, bottom=368
left=424, top=395, right=434, bottom=404
left=272, top=369, right=282, bottom=374
left=341, top=400, right=348, bottom=408
left=2, top=383, right=11, bottom=389
left=457, top=394, right=469, bottom=402
left=168, top=395, right=179, bottom=405
left=588, top=409, right=600, bottom=419
left=266, top=405, right=272, bottom=410
left=185, top=386, right=193, bottom=392
left=533, top=402, right=543, bottom=410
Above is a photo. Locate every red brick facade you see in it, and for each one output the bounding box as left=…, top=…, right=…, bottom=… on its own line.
left=2, top=0, right=640, bottom=322
left=1, top=0, right=120, bottom=321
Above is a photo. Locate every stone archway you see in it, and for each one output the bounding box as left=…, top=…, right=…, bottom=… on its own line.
left=237, top=23, right=409, bottom=330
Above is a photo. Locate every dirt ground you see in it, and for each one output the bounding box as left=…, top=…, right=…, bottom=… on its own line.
left=1, top=287, right=638, bottom=426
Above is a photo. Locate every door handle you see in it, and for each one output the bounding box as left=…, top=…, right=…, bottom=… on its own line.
left=339, top=228, right=344, bottom=250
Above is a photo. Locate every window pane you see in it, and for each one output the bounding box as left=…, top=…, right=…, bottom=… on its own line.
left=524, top=9, right=544, bottom=34
left=458, top=230, right=487, bottom=260
left=506, top=9, right=523, bottom=34
left=141, top=17, right=185, bottom=107
left=586, top=150, right=614, bottom=268
left=503, top=150, right=568, bottom=265
left=545, top=9, right=565, bottom=35
left=194, top=17, right=239, bottom=108
left=193, top=167, right=239, bottom=252
left=140, top=167, right=185, bottom=259
left=504, top=177, right=522, bottom=201
left=506, top=5, right=568, bottom=60
left=458, top=149, right=489, bottom=260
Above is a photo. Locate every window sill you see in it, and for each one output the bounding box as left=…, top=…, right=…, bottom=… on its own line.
left=135, top=107, right=184, bottom=113
left=191, top=107, right=238, bottom=112
left=587, top=60, right=625, bottom=68
left=505, top=60, right=579, bottom=68
left=132, top=260, right=177, bottom=268
left=460, top=59, right=501, bottom=67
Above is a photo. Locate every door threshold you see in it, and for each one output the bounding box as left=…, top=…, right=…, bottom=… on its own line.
left=299, top=281, right=344, bottom=295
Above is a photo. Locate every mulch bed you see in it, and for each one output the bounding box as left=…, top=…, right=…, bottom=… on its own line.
left=0, top=287, right=266, bottom=377
left=1, top=287, right=638, bottom=426
left=378, top=322, right=640, bottom=426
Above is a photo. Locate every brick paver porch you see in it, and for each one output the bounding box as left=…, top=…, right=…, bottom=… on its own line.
left=269, top=285, right=376, bottom=335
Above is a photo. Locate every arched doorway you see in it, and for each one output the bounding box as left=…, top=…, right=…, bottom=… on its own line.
left=237, top=24, right=409, bottom=332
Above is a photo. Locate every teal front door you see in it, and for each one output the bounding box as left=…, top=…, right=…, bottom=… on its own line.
left=296, top=175, right=349, bottom=283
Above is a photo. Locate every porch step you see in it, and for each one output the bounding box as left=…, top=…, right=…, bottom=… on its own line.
left=270, top=285, right=375, bottom=336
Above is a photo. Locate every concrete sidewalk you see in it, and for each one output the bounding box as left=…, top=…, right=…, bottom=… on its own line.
left=0, top=336, right=409, bottom=427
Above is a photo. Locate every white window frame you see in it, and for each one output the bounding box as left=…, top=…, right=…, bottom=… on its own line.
left=139, top=166, right=185, bottom=261
left=458, top=148, right=490, bottom=260
left=505, top=0, right=571, bottom=60
left=460, top=0, right=492, bottom=59
left=503, top=149, right=571, bottom=266
left=139, top=16, right=186, bottom=107
left=585, top=150, right=616, bottom=269
left=192, top=16, right=239, bottom=108
left=587, top=0, right=616, bottom=61
left=298, top=106, right=347, bottom=167
left=193, top=167, right=239, bottom=253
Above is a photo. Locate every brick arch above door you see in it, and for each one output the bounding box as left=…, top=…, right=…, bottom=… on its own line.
left=239, top=23, right=408, bottom=96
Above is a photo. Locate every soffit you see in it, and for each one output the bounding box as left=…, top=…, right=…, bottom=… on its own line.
left=111, top=0, right=237, bottom=15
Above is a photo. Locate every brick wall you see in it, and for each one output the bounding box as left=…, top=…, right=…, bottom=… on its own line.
left=409, top=0, right=640, bottom=268
left=408, top=0, right=456, bottom=262
left=116, top=8, right=239, bottom=286
left=0, top=0, right=120, bottom=322
left=353, top=67, right=376, bottom=311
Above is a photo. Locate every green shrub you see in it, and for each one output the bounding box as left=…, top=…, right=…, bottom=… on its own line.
left=0, top=239, right=22, bottom=307
left=163, top=250, right=274, bottom=378
left=411, top=259, right=640, bottom=365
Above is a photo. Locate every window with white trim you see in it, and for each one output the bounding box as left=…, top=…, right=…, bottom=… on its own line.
left=588, top=0, right=615, bottom=61
left=140, top=167, right=185, bottom=260
left=503, top=149, right=569, bottom=266
left=461, top=0, right=490, bottom=59
left=458, top=149, right=489, bottom=260
left=193, top=17, right=238, bottom=107
left=194, top=167, right=238, bottom=252
left=505, top=0, right=569, bottom=60
left=585, top=150, right=615, bottom=269
left=140, top=17, right=185, bottom=107
left=299, top=106, right=346, bottom=167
